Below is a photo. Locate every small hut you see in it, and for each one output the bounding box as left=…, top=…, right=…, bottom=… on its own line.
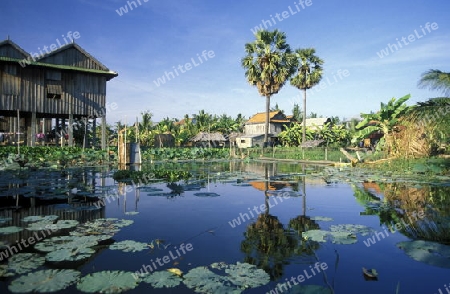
left=154, top=133, right=175, bottom=148
left=190, top=132, right=226, bottom=148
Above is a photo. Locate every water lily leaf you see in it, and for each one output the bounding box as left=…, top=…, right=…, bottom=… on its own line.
left=7, top=253, right=45, bottom=275
left=8, top=269, right=81, bottom=293
left=310, top=216, right=333, bottom=222
left=46, top=247, right=95, bottom=262
left=329, top=231, right=357, bottom=245
left=225, top=262, right=270, bottom=289
left=109, top=240, right=149, bottom=252
left=34, top=235, right=99, bottom=253
left=302, top=230, right=329, bottom=242
left=54, top=219, right=79, bottom=230
left=70, top=218, right=133, bottom=237
left=141, top=270, right=182, bottom=288
left=0, top=264, right=15, bottom=278
left=22, top=215, right=59, bottom=223
left=26, top=221, right=56, bottom=231
left=183, top=266, right=241, bottom=294
left=0, top=226, right=23, bottom=234
left=330, top=224, right=374, bottom=236
left=397, top=240, right=450, bottom=268
left=193, top=192, right=220, bottom=197
left=124, top=211, right=139, bottom=215
left=76, top=270, right=139, bottom=293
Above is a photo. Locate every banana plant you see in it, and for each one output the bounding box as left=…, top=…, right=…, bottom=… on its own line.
left=352, top=94, right=411, bottom=154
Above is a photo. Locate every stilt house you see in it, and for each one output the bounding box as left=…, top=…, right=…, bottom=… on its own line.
left=0, top=38, right=118, bottom=148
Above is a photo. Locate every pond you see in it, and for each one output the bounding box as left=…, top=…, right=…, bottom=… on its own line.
left=0, top=160, right=450, bottom=293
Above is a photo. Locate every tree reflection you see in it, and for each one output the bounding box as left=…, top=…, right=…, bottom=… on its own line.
left=241, top=165, right=320, bottom=280
left=352, top=182, right=450, bottom=243
left=288, top=173, right=320, bottom=258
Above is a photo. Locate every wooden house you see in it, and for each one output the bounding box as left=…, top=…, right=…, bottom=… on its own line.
left=0, top=39, right=118, bottom=148
left=236, top=111, right=291, bottom=148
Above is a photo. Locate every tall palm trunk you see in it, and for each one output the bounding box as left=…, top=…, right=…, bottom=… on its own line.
left=302, top=89, right=307, bottom=143
left=265, top=95, right=270, bottom=145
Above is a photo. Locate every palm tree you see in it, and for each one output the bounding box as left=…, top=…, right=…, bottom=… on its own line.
left=241, top=29, right=296, bottom=146
left=290, top=48, right=324, bottom=143
left=139, top=111, right=153, bottom=146
left=418, top=69, right=450, bottom=96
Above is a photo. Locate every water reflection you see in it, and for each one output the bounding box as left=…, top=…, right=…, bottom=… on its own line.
left=353, top=182, right=450, bottom=243
left=240, top=165, right=320, bottom=280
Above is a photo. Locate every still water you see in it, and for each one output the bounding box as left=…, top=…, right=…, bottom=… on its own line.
left=0, top=160, right=449, bottom=293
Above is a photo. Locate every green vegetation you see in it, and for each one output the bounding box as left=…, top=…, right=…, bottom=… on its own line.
left=290, top=48, right=324, bottom=143
left=0, top=146, right=109, bottom=169
left=141, top=147, right=230, bottom=161
left=241, top=29, right=296, bottom=144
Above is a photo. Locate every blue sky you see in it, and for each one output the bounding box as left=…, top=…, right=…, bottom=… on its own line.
left=1, top=0, right=449, bottom=124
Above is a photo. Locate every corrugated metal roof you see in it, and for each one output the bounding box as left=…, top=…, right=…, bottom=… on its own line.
left=0, top=56, right=118, bottom=77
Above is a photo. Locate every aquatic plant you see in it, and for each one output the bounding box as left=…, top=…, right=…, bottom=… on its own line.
left=141, top=270, right=182, bottom=288
left=0, top=226, right=23, bottom=234
left=183, top=262, right=270, bottom=294
left=397, top=240, right=450, bottom=268
left=7, top=253, right=45, bottom=275
left=76, top=270, right=139, bottom=293
left=8, top=269, right=81, bottom=293
left=109, top=240, right=149, bottom=253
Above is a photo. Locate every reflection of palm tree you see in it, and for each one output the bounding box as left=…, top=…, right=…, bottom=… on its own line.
left=288, top=174, right=320, bottom=254
left=241, top=164, right=298, bottom=279
left=241, top=213, right=298, bottom=280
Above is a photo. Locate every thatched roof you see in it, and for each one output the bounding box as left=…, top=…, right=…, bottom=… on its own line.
left=300, top=140, right=324, bottom=148
left=190, top=132, right=226, bottom=142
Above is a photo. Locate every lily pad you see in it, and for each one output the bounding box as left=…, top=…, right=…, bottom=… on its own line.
left=310, top=216, right=333, bottom=222
left=183, top=262, right=270, bottom=293
left=225, top=262, right=270, bottom=289
left=8, top=269, right=81, bottom=293
left=397, top=240, right=450, bottom=268
left=183, top=266, right=240, bottom=294
left=22, top=215, right=59, bottom=223
left=124, top=211, right=139, bottom=215
left=7, top=253, right=45, bottom=275
left=46, top=247, right=95, bottom=262
left=77, top=270, right=139, bottom=293
left=109, top=240, right=149, bottom=252
left=302, top=230, right=329, bottom=243
left=26, top=221, right=57, bottom=231
left=0, top=226, right=23, bottom=234
left=330, top=224, right=374, bottom=236
left=70, top=218, right=133, bottom=237
left=193, top=192, right=220, bottom=197
left=34, top=235, right=99, bottom=253
left=141, top=270, right=182, bottom=288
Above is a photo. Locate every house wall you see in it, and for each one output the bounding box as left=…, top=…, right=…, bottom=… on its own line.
left=236, top=137, right=253, bottom=148
left=0, top=63, right=106, bottom=118
left=244, top=123, right=285, bottom=136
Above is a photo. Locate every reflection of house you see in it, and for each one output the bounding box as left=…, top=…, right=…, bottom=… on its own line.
left=0, top=39, right=117, bottom=148
left=236, top=111, right=291, bottom=148
left=250, top=181, right=292, bottom=191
